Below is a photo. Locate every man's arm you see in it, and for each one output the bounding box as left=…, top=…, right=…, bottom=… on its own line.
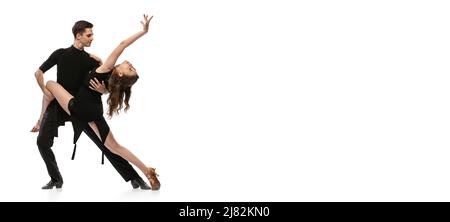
left=34, top=69, right=52, bottom=98
left=36, top=49, right=62, bottom=94
left=34, top=69, right=45, bottom=92
left=89, top=53, right=103, bottom=66
left=86, top=53, right=107, bottom=94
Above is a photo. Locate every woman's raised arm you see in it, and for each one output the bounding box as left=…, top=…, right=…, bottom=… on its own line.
left=96, top=14, right=152, bottom=73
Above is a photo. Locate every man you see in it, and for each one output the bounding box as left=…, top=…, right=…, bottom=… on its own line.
left=34, top=20, right=150, bottom=190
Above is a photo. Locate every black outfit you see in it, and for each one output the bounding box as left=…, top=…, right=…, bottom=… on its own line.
left=37, top=46, right=141, bottom=183
left=69, top=70, right=112, bottom=145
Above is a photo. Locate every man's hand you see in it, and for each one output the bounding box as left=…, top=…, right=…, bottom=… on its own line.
left=90, top=54, right=103, bottom=65
left=89, top=78, right=107, bottom=94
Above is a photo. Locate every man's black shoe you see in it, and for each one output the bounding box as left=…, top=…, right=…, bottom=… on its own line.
left=42, top=180, right=63, bottom=189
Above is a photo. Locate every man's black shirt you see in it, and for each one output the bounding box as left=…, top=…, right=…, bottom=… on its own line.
left=39, top=45, right=99, bottom=127
left=40, top=45, right=99, bottom=95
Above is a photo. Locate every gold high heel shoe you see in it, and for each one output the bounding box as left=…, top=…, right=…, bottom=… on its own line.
left=146, top=167, right=160, bottom=190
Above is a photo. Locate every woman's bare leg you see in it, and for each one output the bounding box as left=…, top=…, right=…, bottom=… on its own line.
left=88, top=122, right=160, bottom=189
left=31, top=80, right=72, bottom=132
left=88, top=122, right=147, bottom=173
left=44, top=81, right=74, bottom=115
left=43, top=80, right=160, bottom=189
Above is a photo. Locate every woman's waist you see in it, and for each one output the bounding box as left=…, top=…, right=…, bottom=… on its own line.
left=69, top=98, right=104, bottom=120
left=76, top=88, right=102, bottom=102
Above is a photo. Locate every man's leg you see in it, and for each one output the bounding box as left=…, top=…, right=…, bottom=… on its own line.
left=37, top=101, right=63, bottom=188
left=83, top=125, right=149, bottom=189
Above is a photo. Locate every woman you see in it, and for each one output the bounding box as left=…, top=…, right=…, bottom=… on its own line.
left=32, top=14, right=160, bottom=190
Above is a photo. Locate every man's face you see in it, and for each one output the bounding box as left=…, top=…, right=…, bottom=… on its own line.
left=77, top=28, right=94, bottom=47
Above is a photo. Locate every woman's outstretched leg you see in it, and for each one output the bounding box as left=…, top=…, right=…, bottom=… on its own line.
left=88, top=122, right=160, bottom=190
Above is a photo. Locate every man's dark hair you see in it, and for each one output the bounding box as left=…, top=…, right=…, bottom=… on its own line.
left=72, top=20, right=93, bottom=38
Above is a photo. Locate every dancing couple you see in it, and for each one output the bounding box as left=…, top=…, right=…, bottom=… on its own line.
left=32, top=14, right=160, bottom=190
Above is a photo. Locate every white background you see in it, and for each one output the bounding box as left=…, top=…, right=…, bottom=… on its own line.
left=1, top=0, right=450, bottom=201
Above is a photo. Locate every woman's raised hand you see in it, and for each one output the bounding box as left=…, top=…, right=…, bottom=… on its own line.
left=141, top=14, right=153, bottom=33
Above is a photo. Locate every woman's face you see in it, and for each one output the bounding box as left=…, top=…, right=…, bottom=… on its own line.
left=116, top=60, right=137, bottom=77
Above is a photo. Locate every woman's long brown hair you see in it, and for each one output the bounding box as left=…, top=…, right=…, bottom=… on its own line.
left=106, top=68, right=139, bottom=118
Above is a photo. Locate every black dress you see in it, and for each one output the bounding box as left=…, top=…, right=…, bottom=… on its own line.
left=68, top=69, right=112, bottom=145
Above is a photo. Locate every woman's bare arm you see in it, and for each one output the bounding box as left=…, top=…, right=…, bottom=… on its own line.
left=96, top=14, right=152, bottom=73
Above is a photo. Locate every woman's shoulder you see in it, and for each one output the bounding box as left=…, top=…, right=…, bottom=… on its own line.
left=94, top=66, right=113, bottom=75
